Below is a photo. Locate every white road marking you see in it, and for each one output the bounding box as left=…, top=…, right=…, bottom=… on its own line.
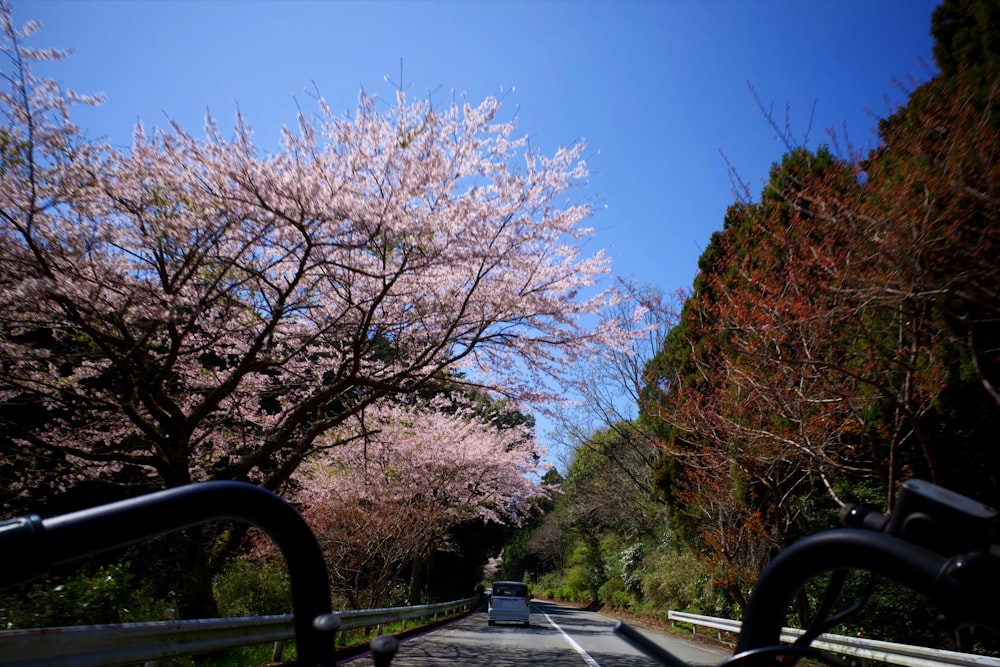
left=542, top=611, right=604, bottom=667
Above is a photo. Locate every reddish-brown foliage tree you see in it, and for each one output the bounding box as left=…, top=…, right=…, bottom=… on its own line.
left=645, top=70, right=1000, bottom=613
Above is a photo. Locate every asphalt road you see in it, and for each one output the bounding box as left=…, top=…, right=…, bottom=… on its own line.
left=346, top=600, right=732, bottom=667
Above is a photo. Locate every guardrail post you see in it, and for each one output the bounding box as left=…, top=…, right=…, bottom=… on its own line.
left=272, top=639, right=285, bottom=661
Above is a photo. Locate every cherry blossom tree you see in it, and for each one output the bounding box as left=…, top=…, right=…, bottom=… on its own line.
left=293, top=396, right=550, bottom=606
left=0, top=6, right=614, bottom=498
left=0, top=4, right=624, bottom=616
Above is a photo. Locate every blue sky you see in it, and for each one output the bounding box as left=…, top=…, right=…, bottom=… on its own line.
left=13, top=0, right=941, bottom=452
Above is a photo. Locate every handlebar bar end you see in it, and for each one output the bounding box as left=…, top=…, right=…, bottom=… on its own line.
left=313, top=612, right=342, bottom=634
left=371, top=635, right=399, bottom=667
left=841, top=504, right=889, bottom=532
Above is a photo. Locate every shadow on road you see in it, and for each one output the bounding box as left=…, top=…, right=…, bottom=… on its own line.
left=360, top=599, right=727, bottom=666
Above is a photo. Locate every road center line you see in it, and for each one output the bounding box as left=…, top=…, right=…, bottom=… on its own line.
left=542, top=611, right=604, bottom=667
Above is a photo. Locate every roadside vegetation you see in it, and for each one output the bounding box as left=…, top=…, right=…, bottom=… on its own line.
left=505, top=0, right=1000, bottom=653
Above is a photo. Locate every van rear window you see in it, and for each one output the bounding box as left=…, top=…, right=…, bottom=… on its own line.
left=493, top=583, right=527, bottom=597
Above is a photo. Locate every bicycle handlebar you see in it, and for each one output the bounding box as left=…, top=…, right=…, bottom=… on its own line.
left=736, top=479, right=1000, bottom=659
left=736, top=529, right=960, bottom=651
left=0, top=481, right=337, bottom=666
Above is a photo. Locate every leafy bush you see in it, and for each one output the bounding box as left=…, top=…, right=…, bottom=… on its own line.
left=598, top=577, right=624, bottom=607
left=536, top=571, right=562, bottom=594
left=618, top=542, right=645, bottom=595
left=213, top=557, right=292, bottom=617
left=0, top=561, right=160, bottom=629
left=639, top=546, right=708, bottom=612
left=598, top=578, right=635, bottom=610
left=610, top=589, right=634, bottom=609
left=560, top=585, right=586, bottom=603
left=559, top=564, right=594, bottom=604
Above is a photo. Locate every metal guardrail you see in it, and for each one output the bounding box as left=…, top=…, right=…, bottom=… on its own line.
left=5, top=601, right=995, bottom=667
left=667, top=611, right=1000, bottom=667
left=0, top=595, right=480, bottom=666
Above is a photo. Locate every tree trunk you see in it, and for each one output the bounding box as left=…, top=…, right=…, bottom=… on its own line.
left=408, top=555, right=426, bottom=605
left=173, top=527, right=220, bottom=620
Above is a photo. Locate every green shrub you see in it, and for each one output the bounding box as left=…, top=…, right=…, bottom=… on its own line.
left=560, top=540, right=600, bottom=603
left=610, top=589, right=633, bottom=609
left=598, top=577, right=638, bottom=610
left=536, top=571, right=563, bottom=597
left=0, top=561, right=160, bottom=629
left=598, top=578, right=623, bottom=607
left=617, top=542, right=645, bottom=595
left=213, top=557, right=292, bottom=617
left=559, top=568, right=591, bottom=603
left=639, top=546, right=707, bottom=612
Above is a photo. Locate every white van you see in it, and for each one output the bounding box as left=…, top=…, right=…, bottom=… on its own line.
left=487, top=580, right=531, bottom=626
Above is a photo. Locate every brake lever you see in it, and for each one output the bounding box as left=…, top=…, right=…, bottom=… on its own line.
left=836, top=480, right=1000, bottom=635
left=842, top=479, right=997, bottom=557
